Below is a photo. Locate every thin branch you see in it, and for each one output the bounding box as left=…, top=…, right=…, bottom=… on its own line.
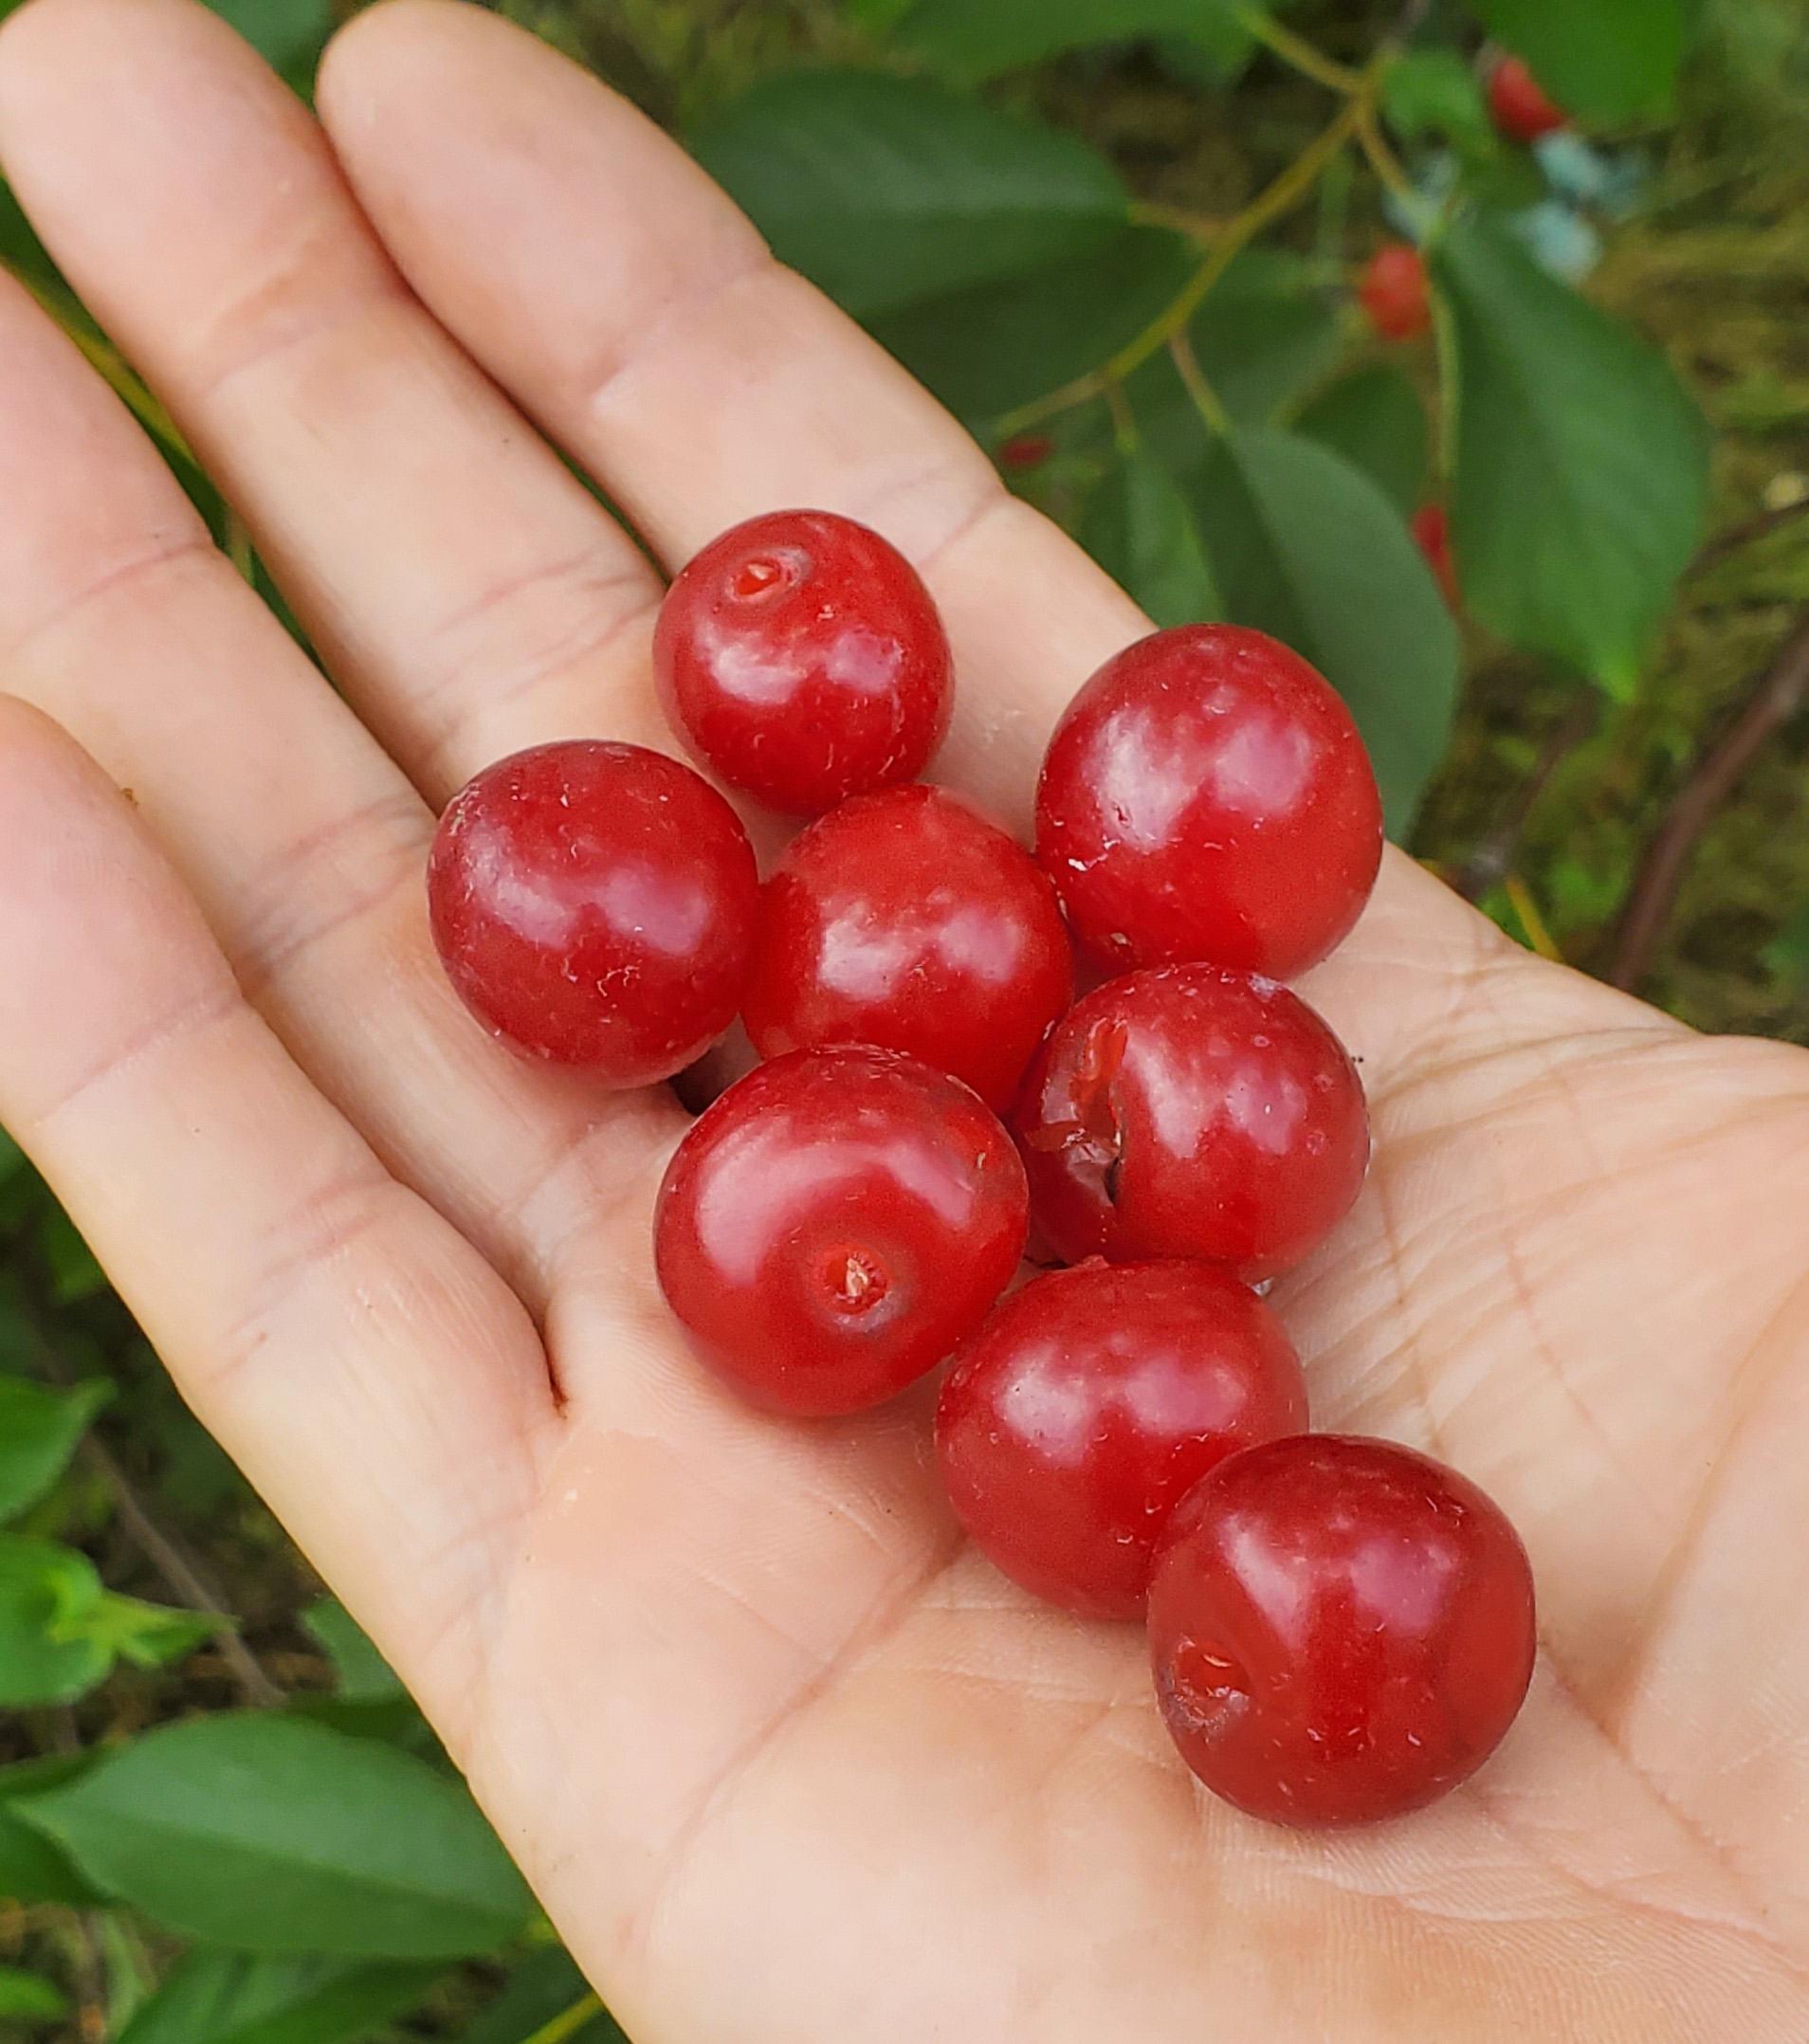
left=1455, top=692, right=1599, bottom=901
left=1126, top=199, right=1224, bottom=242
left=1355, top=95, right=1416, bottom=203
left=521, top=1994, right=605, bottom=2044
left=992, top=95, right=1366, bottom=439
left=24, top=1293, right=283, bottom=1708
left=79, top=1432, right=283, bottom=1707
left=1168, top=328, right=1230, bottom=434
left=1237, top=9, right=1362, bottom=94
left=1686, top=496, right=1809, bottom=578
left=1608, top=604, right=1809, bottom=990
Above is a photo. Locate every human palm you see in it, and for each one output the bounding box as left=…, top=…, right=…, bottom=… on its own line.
left=0, top=2, right=1803, bottom=2036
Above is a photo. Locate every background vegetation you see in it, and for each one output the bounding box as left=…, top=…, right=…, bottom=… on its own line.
left=0, top=0, right=1804, bottom=2037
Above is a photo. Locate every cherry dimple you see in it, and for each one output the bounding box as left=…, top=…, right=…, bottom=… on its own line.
left=654, top=1046, right=1028, bottom=1416
left=655, top=508, right=953, bottom=816
left=730, top=552, right=799, bottom=601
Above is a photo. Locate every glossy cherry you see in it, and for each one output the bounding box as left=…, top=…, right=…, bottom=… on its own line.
left=936, top=1262, right=1307, bottom=1619
left=654, top=1047, right=1029, bottom=1416
left=1489, top=56, right=1567, bottom=143
left=1012, top=965, right=1369, bottom=1282
left=428, top=739, right=758, bottom=1084
left=1148, top=1435, right=1537, bottom=1826
left=1358, top=244, right=1432, bottom=343
left=1034, top=625, right=1383, bottom=981
left=743, top=785, right=1073, bottom=1112
left=1411, top=503, right=1460, bottom=611
left=653, top=508, right=954, bottom=816
left=999, top=432, right=1053, bottom=473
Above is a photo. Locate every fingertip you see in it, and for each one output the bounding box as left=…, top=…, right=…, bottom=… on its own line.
left=317, top=0, right=502, bottom=119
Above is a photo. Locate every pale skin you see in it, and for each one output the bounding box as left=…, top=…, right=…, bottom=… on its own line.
left=0, top=0, right=1804, bottom=2035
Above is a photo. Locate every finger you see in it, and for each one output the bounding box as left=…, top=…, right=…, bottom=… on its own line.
left=0, top=0, right=667, bottom=807
left=0, top=269, right=680, bottom=1311
left=315, top=1, right=1508, bottom=1079
left=0, top=696, right=557, bottom=1732
left=315, top=1, right=1115, bottom=826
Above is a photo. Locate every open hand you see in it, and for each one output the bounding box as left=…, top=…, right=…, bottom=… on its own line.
left=0, top=3, right=1803, bottom=2035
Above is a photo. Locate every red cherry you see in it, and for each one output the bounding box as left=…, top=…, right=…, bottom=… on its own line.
left=1012, top=965, right=1368, bottom=1282
left=1034, top=625, right=1382, bottom=980
left=653, top=508, right=954, bottom=816
left=999, top=432, right=1053, bottom=473
left=428, top=739, right=758, bottom=1084
left=1148, top=1435, right=1537, bottom=1826
left=936, top=1262, right=1307, bottom=1619
left=1358, top=244, right=1432, bottom=343
left=1411, top=503, right=1460, bottom=610
left=743, top=785, right=1073, bottom=1113
left=653, top=1047, right=1029, bottom=1416
left=1488, top=56, right=1567, bottom=143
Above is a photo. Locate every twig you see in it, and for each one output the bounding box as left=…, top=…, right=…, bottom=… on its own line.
left=1455, top=693, right=1599, bottom=900
left=1237, top=9, right=1362, bottom=94
left=1503, top=875, right=1562, bottom=961
left=1687, top=496, right=1809, bottom=578
left=23, top=1291, right=283, bottom=1707
left=1608, top=604, right=1809, bottom=990
left=1126, top=199, right=1225, bottom=242
left=79, top=1432, right=283, bottom=1708
left=1168, top=328, right=1230, bottom=433
left=992, top=95, right=1366, bottom=439
left=521, top=1993, right=604, bottom=2044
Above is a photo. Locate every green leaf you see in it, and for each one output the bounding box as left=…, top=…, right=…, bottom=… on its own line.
left=1292, top=365, right=1429, bottom=517
left=0, top=1537, right=216, bottom=1703
left=1766, top=903, right=1809, bottom=984
left=0, top=1966, right=67, bottom=2021
left=0, top=1377, right=109, bottom=1522
left=1149, top=21, right=1259, bottom=87
left=872, top=226, right=1195, bottom=425
left=888, top=0, right=1245, bottom=80
left=1119, top=249, right=1343, bottom=452
left=1189, top=428, right=1460, bottom=831
left=462, top=1951, right=629, bottom=2044
left=116, top=1951, right=444, bottom=2044
left=1433, top=213, right=1709, bottom=696
left=1380, top=49, right=1492, bottom=147
left=1469, top=0, right=1691, bottom=122
left=0, top=1537, right=111, bottom=1705
left=0, top=177, right=56, bottom=289
left=302, top=1598, right=404, bottom=1702
left=1186, top=249, right=1343, bottom=424
left=0, top=1757, right=102, bottom=1906
left=286, top=1691, right=439, bottom=1755
left=691, top=69, right=1128, bottom=320
left=85, top=1593, right=227, bottom=1670
left=204, top=0, right=332, bottom=94
left=41, top=1205, right=107, bottom=1303
left=1082, top=447, right=1222, bottom=628
left=15, top=1714, right=534, bottom=1959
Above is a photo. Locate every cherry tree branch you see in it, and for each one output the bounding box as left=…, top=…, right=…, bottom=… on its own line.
left=1608, top=605, right=1809, bottom=990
